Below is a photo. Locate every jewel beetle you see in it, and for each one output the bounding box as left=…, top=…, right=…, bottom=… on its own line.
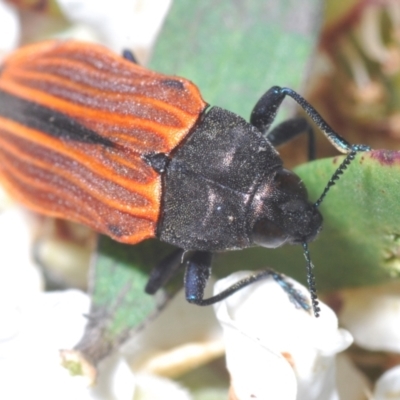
left=0, top=41, right=370, bottom=315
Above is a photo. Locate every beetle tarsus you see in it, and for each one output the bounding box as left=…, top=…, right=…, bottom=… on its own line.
left=272, top=270, right=312, bottom=313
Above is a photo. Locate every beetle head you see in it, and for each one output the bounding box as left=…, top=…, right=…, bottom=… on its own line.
left=250, top=168, right=322, bottom=248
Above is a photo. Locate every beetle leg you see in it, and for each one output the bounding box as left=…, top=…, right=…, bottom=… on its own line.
left=250, top=86, right=285, bottom=133
left=145, top=248, right=185, bottom=294
left=266, top=117, right=316, bottom=161
left=184, top=251, right=213, bottom=305
left=122, top=49, right=139, bottom=64
left=251, top=86, right=370, bottom=155
left=185, top=251, right=310, bottom=310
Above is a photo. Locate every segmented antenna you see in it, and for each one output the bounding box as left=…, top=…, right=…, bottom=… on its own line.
left=314, top=144, right=370, bottom=209
left=302, top=242, right=320, bottom=317
left=303, top=149, right=358, bottom=317
left=305, top=143, right=370, bottom=317
left=280, top=87, right=371, bottom=317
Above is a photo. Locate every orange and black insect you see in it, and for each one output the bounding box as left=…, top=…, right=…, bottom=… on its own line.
left=0, top=41, right=370, bottom=315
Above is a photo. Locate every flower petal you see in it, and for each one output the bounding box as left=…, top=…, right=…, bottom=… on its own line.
left=0, top=290, right=136, bottom=400
left=339, top=283, right=400, bottom=352
left=213, top=271, right=353, bottom=400
left=124, top=284, right=223, bottom=377
left=0, top=0, right=19, bottom=60
left=0, top=207, right=44, bottom=303
left=373, top=365, right=400, bottom=400
left=56, top=0, right=172, bottom=62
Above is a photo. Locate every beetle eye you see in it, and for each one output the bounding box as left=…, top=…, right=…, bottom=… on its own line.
left=274, top=169, right=307, bottom=197
left=251, top=218, right=287, bottom=248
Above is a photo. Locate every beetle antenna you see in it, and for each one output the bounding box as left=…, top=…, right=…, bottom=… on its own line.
left=302, top=242, right=320, bottom=317
left=314, top=147, right=358, bottom=209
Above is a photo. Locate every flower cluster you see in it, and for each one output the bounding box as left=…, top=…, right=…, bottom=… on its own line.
left=1, top=1, right=400, bottom=399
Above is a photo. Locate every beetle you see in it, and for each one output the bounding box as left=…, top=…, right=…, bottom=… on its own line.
left=0, top=41, right=370, bottom=315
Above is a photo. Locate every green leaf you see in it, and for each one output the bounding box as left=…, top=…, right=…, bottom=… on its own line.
left=298, top=149, right=400, bottom=289
left=215, top=150, right=400, bottom=291
left=150, top=0, right=323, bottom=119
left=73, top=237, right=177, bottom=365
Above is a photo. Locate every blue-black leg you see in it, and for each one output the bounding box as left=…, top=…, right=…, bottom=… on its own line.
left=266, top=117, right=316, bottom=161
left=145, top=248, right=185, bottom=294
left=250, top=86, right=286, bottom=134
left=251, top=86, right=370, bottom=155
left=184, top=251, right=310, bottom=310
left=122, top=49, right=138, bottom=64
left=184, top=251, right=212, bottom=305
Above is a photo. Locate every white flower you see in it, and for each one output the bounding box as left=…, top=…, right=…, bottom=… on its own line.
left=0, top=207, right=44, bottom=303
left=0, top=0, right=171, bottom=64
left=339, top=282, right=400, bottom=352
left=0, top=290, right=136, bottom=400
left=213, top=271, right=353, bottom=400
left=133, top=374, right=191, bottom=400
left=0, top=0, right=19, bottom=59
left=124, top=281, right=224, bottom=377
left=335, top=354, right=371, bottom=400
left=0, top=289, right=196, bottom=400
left=373, top=365, right=400, bottom=400
left=55, top=0, right=172, bottom=62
